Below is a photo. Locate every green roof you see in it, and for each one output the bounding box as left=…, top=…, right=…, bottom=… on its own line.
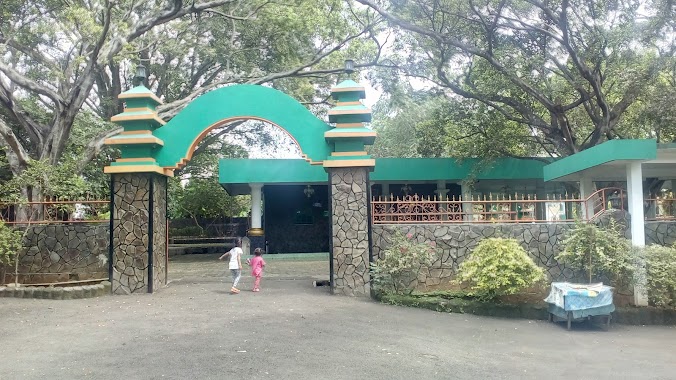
left=219, top=157, right=548, bottom=194
left=333, top=80, right=363, bottom=89
left=371, top=158, right=546, bottom=181
left=543, top=139, right=657, bottom=181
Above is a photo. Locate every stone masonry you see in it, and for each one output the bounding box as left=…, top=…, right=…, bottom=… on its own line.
left=372, top=224, right=577, bottom=290
left=8, top=224, right=109, bottom=284
left=372, top=220, right=676, bottom=290
left=330, top=168, right=370, bottom=296
left=111, top=173, right=167, bottom=294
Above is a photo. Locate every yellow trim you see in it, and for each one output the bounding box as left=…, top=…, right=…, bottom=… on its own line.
left=104, top=136, right=165, bottom=146
left=336, top=101, right=362, bottom=106
left=323, top=159, right=375, bottom=168
left=118, top=92, right=164, bottom=105
left=335, top=123, right=364, bottom=128
left=325, top=131, right=377, bottom=138
left=331, top=151, right=368, bottom=157
left=164, top=116, right=322, bottom=170
left=120, top=130, right=152, bottom=135
left=122, top=107, right=154, bottom=113
left=248, top=228, right=264, bottom=236
left=111, top=113, right=166, bottom=126
left=328, top=108, right=371, bottom=116
left=115, top=157, right=156, bottom=163
left=331, top=86, right=365, bottom=93
left=104, top=165, right=173, bottom=177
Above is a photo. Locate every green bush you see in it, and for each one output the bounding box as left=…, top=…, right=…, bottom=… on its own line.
left=0, top=221, right=22, bottom=284
left=557, top=220, right=633, bottom=286
left=457, top=238, right=544, bottom=299
left=371, top=231, right=439, bottom=295
left=642, top=245, right=676, bottom=308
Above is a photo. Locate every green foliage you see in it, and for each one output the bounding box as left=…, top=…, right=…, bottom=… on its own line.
left=457, top=238, right=545, bottom=300
left=168, top=178, right=250, bottom=222
left=0, top=220, right=22, bottom=277
left=362, top=0, right=674, bottom=157
left=169, top=226, right=206, bottom=237
left=371, top=231, right=439, bottom=295
left=0, top=159, right=90, bottom=201
left=557, top=221, right=633, bottom=286
left=641, top=245, right=676, bottom=308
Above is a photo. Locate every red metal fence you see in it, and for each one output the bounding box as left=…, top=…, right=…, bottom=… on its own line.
left=0, top=198, right=110, bottom=225
left=372, top=187, right=630, bottom=224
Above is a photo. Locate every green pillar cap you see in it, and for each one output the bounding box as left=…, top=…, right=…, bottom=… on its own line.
left=104, top=86, right=170, bottom=176
left=323, top=79, right=376, bottom=170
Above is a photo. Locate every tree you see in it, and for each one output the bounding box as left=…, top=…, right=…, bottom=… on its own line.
left=357, top=0, right=675, bottom=157
left=0, top=0, right=384, bottom=200
left=168, top=140, right=249, bottom=229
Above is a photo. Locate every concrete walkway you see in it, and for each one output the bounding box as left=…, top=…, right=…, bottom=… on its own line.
left=1, top=254, right=675, bottom=380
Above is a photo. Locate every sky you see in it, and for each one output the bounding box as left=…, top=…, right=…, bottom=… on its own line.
left=225, top=73, right=383, bottom=159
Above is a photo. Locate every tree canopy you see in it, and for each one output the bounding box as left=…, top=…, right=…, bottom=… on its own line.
left=0, top=0, right=382, bottom=201
left=360, top=0, right=675, bottom=158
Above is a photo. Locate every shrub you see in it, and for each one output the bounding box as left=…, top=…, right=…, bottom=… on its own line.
left=0, top=221, right=22, bottom=284
left=557, top=220, right=633, bottom=286
left=457, top=238, right=545, bottom=300
left=371, top=231, right=439, bottom=295
left=642, top=245, right=676, bottom=308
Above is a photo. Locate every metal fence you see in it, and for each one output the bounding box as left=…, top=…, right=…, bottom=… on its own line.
left=0, top=197, right=110, bottom=225
left=371, top=188, right=628, bottom=224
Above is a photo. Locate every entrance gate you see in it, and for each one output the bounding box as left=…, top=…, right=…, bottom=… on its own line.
left=104, top=80, right=376, bottom=296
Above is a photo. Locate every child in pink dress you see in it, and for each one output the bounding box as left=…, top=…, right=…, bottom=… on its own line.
left=247, top=248, right=266, bottom=292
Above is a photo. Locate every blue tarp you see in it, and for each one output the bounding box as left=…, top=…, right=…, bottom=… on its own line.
left=545, top=282, right=615, bottom=319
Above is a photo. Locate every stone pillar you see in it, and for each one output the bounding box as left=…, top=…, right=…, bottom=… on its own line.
left=247, top=183, right=265, bottom=250
left=381, top=183, right=390, bottom=200
left=626, top=162, right=648, bottom=306
left=434, top=180, right=449, bottom=220
left=579, top=177, right=595, bottom=220
left=111, top=173, right=167, bottom=294
left=460, top=182, right=472, bottom=221
left=330, top=167, right=370, bottom=296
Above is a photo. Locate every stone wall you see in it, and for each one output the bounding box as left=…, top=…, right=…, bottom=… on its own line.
left=645, top=221, right=676, bottom=247
left=111, top=173, right=169, bottom=294
left=372, top=221, right=676, bottom=289
left=330, top=168, right=370, bottom=296
left=372, top=224, right=576, bottom=289
left=5, top=224, right=109, bottom=284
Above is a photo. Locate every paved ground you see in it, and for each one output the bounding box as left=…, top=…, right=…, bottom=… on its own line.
left=1, top=254, right=675, bottom=380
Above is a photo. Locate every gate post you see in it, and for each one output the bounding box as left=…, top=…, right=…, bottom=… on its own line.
left=324, top=78, right=376, bottom=296
left=109, top=173, right=168, bottom=294
left=104, top=84, right=171, bottom=294
left=327, top=167, right=372, bottom=295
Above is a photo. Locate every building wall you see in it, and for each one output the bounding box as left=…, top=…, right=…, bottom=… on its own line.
left=264, top=185, right=330, bottom=253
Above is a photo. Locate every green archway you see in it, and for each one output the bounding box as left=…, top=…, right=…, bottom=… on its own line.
left=155, top=85, right=332, bottom=169
left=104, top=81, right=375, bottom=296
left=105, top=84, right=334, bottom=176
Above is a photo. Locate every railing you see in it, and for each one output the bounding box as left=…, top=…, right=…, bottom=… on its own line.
left=0, top=198, right=110, bottom=225
left=371, top=188, right=627, bottom=224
